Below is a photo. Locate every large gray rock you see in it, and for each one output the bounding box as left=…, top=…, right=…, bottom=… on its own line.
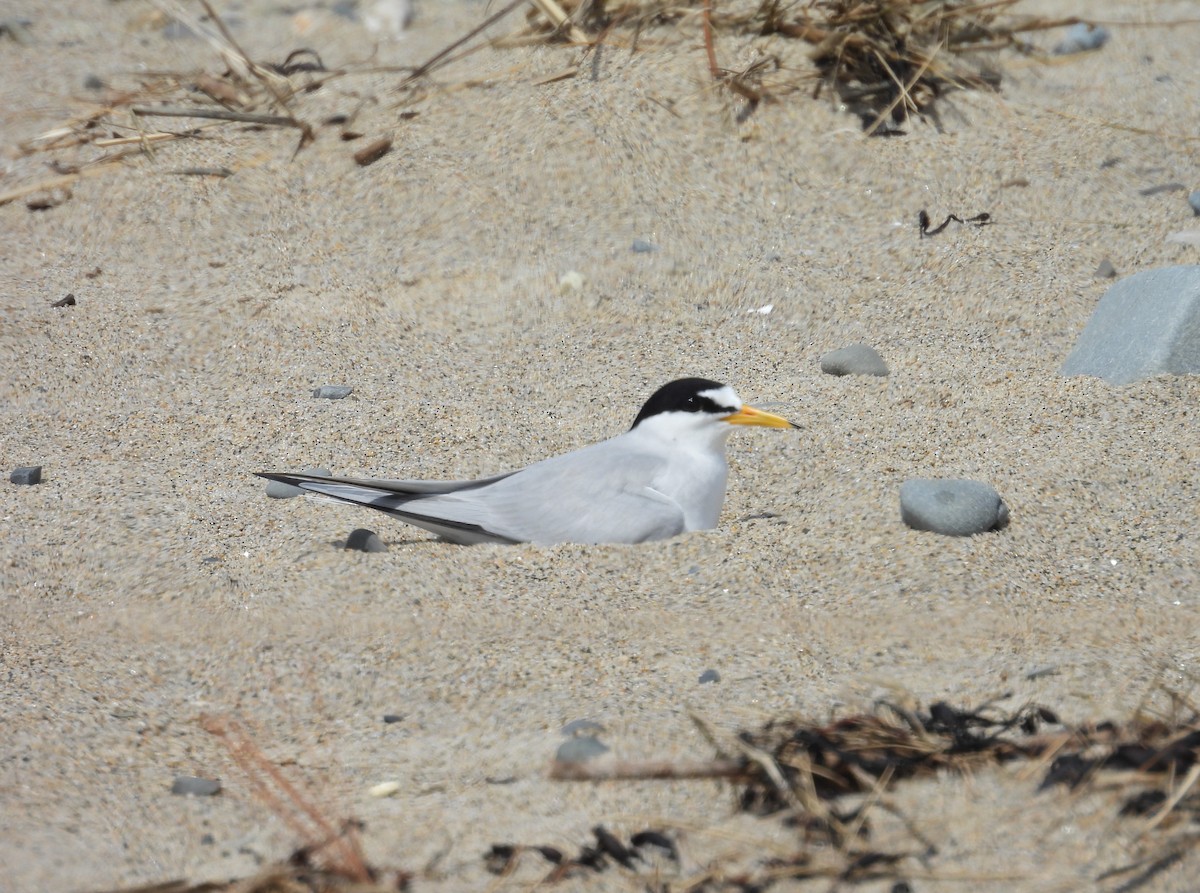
left=1060, top=266, right=1200, bottom=384
left=900, top=479, right=1009, bottom=537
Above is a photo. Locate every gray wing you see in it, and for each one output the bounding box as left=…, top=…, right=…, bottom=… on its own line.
left=407, top=443, right=686, bottom=545
left=257, top=440, right=685, bottom=545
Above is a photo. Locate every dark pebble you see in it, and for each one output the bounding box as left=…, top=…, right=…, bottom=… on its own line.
left=382, top=713, right=404, bottom=724
left=171, top=775, right=221, bottom=796
left=83, top=74, right=105, bottom=90
left=699, top=669, right=721, bottom=684
left=313, top=385, right=353, bottom=399
left=1094, top=259, right=1117, bottom=279
left=51, top=294, right=75, bottom=308
left=10, top=466, right=42, bottom=485
left=345, top=528, right=387, bottom=552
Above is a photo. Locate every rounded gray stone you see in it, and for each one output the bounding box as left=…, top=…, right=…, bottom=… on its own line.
left=554, top=735, right=609, bottom=764
left=10, top=465, right=42, bottom=485
left=820, top=343, right=889, bottom=377
left=1059, top=265, right=1200, bottom=384
left=345, top=528, right=387, bottom=552
left=900, top=479, right=1009, bottom=537
left=171, top=775, right=222, bottom=796
left=312, top=385, right=353, bottom=399
left=1189, top=191, right=1200, bottom=216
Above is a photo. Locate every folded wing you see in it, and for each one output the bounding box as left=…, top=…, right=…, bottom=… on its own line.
left=256, top=441, right=685, bottom=546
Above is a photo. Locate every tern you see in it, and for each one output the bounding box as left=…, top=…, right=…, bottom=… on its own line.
left=256, top=377, right=797, bottom=545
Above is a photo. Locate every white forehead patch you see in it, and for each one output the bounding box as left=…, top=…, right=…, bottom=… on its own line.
left=699, top=385, right=742, bottom=414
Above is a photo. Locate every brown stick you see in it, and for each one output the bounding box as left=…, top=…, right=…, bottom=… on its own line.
left=400, top=0, right=525, bottom=87
left=131, top=106, right=307, bottom=130
left=702, top=0, right=720, bottom=79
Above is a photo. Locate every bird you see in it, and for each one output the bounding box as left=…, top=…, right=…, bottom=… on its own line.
left=256, top=377, right=798, bottom=546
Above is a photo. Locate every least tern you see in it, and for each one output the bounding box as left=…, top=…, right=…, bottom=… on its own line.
left=257, top=377, right=797, bottom=545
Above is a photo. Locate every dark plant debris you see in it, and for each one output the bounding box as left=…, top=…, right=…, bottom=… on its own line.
left=918, top=209, right=991, bottom=236
left=486, top=826, right=677, bottom=883
left=516, top=0, right=1086, bottom=132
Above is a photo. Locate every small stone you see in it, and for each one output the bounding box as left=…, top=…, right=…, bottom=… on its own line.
left=1189, top=191, right=1200, bottom=216
left=171, top=775, right=221, bottom=797
left=900, top=479, right=1009, bottom=537
left=1053, top=23, right=1110, bottom=55
left=558, top=270, right=585, bottom=293
left=363, top=0, right=413, bottom=38
left=382, top=713, right=404, bottom=724
left=83, top=74, right=105, bottom=91
left=1094, top=259, right=1117, bottom=279
left=820, top=343, right=889, bottom=377
left=10, top=466, right=42, bottom=485
left=555, top=735, right=609, bottom=764
left=162, top=20, right=198, bottom=40
left=1060, top=265, right=1200, bottom=383
left=345, top=528, right=387, bottom=552
left=631, top=239, right=657, bottom=253
left=51, top=294, right=75, bottom=308
left=265, top=467, right=331, bottom=499
left=699, top=669, right=721, bottom=684
left=368, top=781, right=401, bottom=798
left=313, top=385, right=353, bottom=399
left=561, top=718, right=605, bottom=737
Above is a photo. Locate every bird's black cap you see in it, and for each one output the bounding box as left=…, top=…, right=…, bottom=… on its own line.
left=631, top=378, right=736, bottom=429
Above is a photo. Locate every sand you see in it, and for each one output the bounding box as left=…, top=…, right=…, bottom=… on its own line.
left=2, top=1, right=1199, bottom=890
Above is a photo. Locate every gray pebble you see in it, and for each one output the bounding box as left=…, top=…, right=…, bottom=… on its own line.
left=1189, top=191, right=1200, bottom=216
left=698, top=669, right=721, bottom=684
left=554, top=735, right=609, bottom=764
left=345, top=528, right=387, bottom=552
left=1059, top=265, right=1200, bottom=383
left=1094, top=258, right=1117, bottom=279
left=631, top=239, right=657, bottom=253
left=1053, top=23, right=1110, bottom=55
left=265, top=467, right=331, bottom=499
left=820, top=343, right=889, bottom=377
left=83, top=74, right=106, bottom=91
left=171, top=775, right=221, bottom=796
left=313, top=385, right=353, bottom=399
left=10, top=465, right=42, bottom=485
left=900, top=479, right=1009, bottom=537
left=382, top=713, right=404, bottom=724
left=561, top=718, right=605, bottom=737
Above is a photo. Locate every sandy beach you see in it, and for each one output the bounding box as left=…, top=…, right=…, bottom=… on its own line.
left=2, top=1, right=1199, bottom=890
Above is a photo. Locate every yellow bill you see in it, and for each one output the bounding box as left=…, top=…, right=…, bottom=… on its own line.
left=723, top=405, right=798, bottom=429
